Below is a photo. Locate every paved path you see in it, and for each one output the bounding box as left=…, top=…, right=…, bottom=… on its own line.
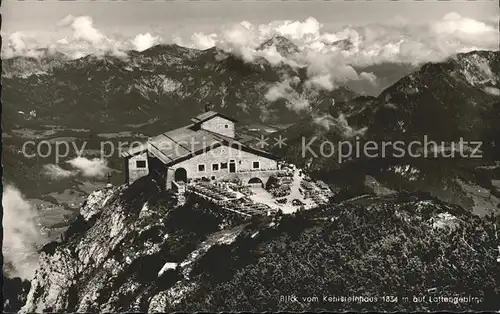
left=285, top=169, right=316, bottom=211
left=248, top=186, right=281, bottom=212
left=248, top=168, right=316, bottom=214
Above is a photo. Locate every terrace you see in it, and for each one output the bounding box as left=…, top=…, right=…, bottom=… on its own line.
left=178, top=165, right=334, bottom=217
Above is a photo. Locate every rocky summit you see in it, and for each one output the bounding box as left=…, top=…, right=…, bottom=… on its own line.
left=15, top=177, right=500, bottom=312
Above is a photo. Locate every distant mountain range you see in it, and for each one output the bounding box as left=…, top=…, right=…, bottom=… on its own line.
left=2, top=37, right=350, bottom=132
left=2, top=36, right=499, bottom=216
left=268, top=50, right=500, bottom=215
left=277, top=50, right=499, bottom=145
left=2, top=36, right=418, bottom=133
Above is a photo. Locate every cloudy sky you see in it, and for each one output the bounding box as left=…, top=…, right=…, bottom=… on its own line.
left=3, top=1, right=498, bottom=35
left=3, top=1, right=498, bottom=31
left=2, top=1, right=498, bottom=63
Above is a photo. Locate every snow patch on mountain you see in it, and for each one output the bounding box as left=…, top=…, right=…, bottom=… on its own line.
left=162, top=77, right=182, bottom=93
left=389, top=165, right=420, bottom=182
left=457, top=54, right=498, bottom=86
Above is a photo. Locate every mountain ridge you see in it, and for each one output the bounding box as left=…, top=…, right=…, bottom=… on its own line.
left=266, top=49, right=500, bottom=216
left=16, top=177, right=500, bottom=312
left=2, top=37, right=365, bottom=132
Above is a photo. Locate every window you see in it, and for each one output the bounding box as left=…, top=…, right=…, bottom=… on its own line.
left=198, top=164, right=205, bottom=172
left=221, top=162, right=228, bottom=169
left=253, top=161, right=260, bottom=169
left=211, top=176, right=216, bottom=180
left=136, top=160, right=146, bottom=168
left=212, top=163, right=219, bottom=171
left=224, top=124, right=229, bottom=128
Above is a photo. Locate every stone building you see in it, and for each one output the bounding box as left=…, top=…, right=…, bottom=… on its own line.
left=121, top=111, right=280, bottom=190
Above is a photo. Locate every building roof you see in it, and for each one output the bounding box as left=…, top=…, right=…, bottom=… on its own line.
left=121, top=112, right=278, bottom=164
left=190, top=111, right=237, bottom=124
left=147, top=126, right=222, bottom=165
left=122, top=128, right=279, bottom=164
left=120, top=142, right=148, bottom=158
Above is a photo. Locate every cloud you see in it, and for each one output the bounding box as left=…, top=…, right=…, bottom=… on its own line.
left=42, top=159, right=110, bottom=180
left=3, top=185, right=48, bottom=279
left=432, top=12, right=497, bottom=35
left=265, top=81, right=293, bottom=101
left=132, top=33, right=161, bottom=52
left=171, top=17, right=392, bottom=93
left=184, top=21, right=299, bottom=65
left=272, top=17, right=322, bottom=41
left=191, top=32, right=218, bottom=50
left=2, top=32, right=46, bottom=59
left=9, top=32, right=27, bottom=51
left=484, top=87, right=500, bottom=96
left=359, top=72, right=377, bottom=85
left=305, top=74, right=334, bottom=91
left=178, top=23, right=256, bottom=58
left=66, top=157, right=110, bottom=178
left=265, top=78, right=310, bottom=112
left=313, top=114, right=336, bottom=131
left=66, top=16, right=106, bottom=45
left=335, top=113, right=368, bottom=138
left=2, top=15, right=130, bottom=59
left=313, top=113, right=367, bottom=138
left=217, top=22, right=261, bottom=62
left=1, top=12, right=497, bottom=74
left=53, top=15, right=130, bottom=59
left=42, top=164, right=75, bottom=180
left=254, top=46, right=286, bottom=65
left=178, top=13, right=498, bottom=68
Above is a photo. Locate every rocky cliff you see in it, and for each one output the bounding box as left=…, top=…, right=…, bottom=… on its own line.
left=18, top=177, right=500, bottom=312
left=21, top=177, right=246, bottom=312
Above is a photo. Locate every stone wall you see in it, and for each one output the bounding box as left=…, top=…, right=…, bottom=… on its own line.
left=126, top=152, right=149, bottom=184
left=200, top=116, right=235, bottom=138
left=168, top=144, right=278, bottom=186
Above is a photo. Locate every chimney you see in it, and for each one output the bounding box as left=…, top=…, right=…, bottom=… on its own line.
left=204, top=102, right=212, bottom=112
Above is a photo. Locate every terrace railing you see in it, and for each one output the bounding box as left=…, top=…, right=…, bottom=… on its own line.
left=236, top=168, right=286, bottom=174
